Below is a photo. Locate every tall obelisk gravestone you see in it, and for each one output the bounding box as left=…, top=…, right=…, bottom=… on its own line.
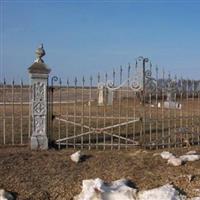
left=28, top=44, right=51, bottom=150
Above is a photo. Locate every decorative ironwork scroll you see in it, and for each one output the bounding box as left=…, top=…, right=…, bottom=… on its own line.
left=98, top=57, right=157, bottom=94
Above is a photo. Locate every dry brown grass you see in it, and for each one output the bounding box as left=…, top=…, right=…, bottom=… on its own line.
left=0, top=146, right=200, bottom=200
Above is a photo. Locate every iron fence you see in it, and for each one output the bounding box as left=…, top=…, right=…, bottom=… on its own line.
left=0, top=80, right=31, bottom=145
left=0, top=60, right=200, bottom=150
left=49, top=61, right=200, bottom=149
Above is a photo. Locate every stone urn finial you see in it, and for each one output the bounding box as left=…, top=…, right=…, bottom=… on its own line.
left=28, top=44, right=51, bottom=74
left=35, top=43, right=46, bottom=63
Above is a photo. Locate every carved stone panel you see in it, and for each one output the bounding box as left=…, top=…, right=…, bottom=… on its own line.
left=33, top=101, right=46, bottom=115
left=33, top=116, right=45, bottom=136
left=32, top=81, right=47, bottom=136
left=33, top=82, right=45, bottom=101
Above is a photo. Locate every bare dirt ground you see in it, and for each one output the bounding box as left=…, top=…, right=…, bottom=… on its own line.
left=0, top=146, right=200, bottom=200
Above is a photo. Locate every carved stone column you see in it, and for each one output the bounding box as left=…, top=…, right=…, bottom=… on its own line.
left=28, top=44, right=51, bottom=150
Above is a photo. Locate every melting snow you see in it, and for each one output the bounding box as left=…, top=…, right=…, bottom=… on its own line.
left=74, top=150, right=200, bottom=199
left=186, top=151, right=197, bottom=155
left=179, top=155, right=200, bottom=162
left=160, top=151, right=200, bottom=166
left=70, top=151, right=82, bottom=163
left=0, top=189, right=14, bottom=200
left=167, top=156, right=183, bottom=166
left=74, top=178, right=137, bottom=200
left=74, top=178, right=200, bottom=200
left=160, top=151, right=174, bottom=160
left=138, top=184, right=186, bottom=200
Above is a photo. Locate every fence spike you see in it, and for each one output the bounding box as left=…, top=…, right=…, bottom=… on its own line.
left=97, top=72, right=100, bottom=83
left=168, top=72, right=171, bottom=80
left=59, top=78, right=62, bottom=85
left=135, top=60, right=138, bottom=70
left=120, top=65, right=123, bottom=73
left=128, top=63, right=131, bottom=70
left=90, top=75, right=93, bottom=82
left=75, top=77, right=77, bottom=85
left=82, top=76, right=85, bottom=84
left=113, top=68, right=115, bottom=77
left=105, top=73, right=108, bottom=81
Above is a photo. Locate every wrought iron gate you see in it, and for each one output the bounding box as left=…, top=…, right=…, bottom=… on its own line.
left=48, top=57, right=200, bottom=149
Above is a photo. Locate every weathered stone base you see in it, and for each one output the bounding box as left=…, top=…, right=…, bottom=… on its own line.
left=31, top=135, right=48, bottom=150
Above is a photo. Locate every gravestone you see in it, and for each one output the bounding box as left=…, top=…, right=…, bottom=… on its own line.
left=28, top=44, right=51, bottom=150
left=164, top=91, right=181, bottom=109
left=107, top=89, right=113, bottom=106
left=98, top=84, right=104, bottom=106
left=166, top=91, right=172, bottom=101
left=164, top=101, right=181, bottom=109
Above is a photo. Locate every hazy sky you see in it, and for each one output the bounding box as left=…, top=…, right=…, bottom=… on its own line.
left=0, top=0, right=200, bottom=83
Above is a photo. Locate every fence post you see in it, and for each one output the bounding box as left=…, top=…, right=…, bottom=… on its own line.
left=28, top=44, right=51, bottom=150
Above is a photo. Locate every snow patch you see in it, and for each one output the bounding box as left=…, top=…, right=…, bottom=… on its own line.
left=167, top=156, right=183, bottom=166
left=186, top=151, right=197, bottom=155
left=160, top=151, right=200, bottom=166
left=0, top=189, right=15, bottom=200
left=160, top=151, right=174, bottom=160
left=138, top=184, right=186, bottom=200
left=74, top=178, right=200, bottom=200
left=70, top=151, right=82, bottom=163
left=74, top=178, right=137, bottom=200
left=179, top=155, right=200, bottom=162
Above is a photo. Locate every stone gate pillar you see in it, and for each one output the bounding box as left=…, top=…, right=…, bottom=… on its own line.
left=28, top=44, right=51, bottom=150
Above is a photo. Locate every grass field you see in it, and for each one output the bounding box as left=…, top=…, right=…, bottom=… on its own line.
left=0, top=146, right=200, bottom=199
